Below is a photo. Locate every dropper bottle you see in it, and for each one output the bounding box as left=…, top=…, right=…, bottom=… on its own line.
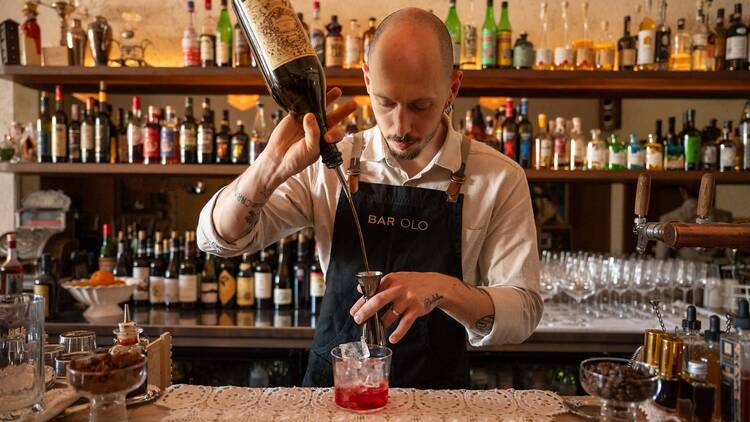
left=720, top=299, right=749, bottom=421
left=694, top=315, right=721, bottom=421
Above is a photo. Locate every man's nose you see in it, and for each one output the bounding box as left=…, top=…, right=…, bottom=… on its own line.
left=394, top=106, right=411, bottom=136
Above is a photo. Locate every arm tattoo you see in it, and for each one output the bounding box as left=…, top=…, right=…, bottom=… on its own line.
left=474, top=314, right=495, bottom=335
left=423, top=293, right=444, bottom=311
left=233, top=179, right=274, bottom=232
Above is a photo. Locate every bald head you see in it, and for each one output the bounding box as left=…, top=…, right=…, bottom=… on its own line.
left=366, top=8, right=454, bottom=80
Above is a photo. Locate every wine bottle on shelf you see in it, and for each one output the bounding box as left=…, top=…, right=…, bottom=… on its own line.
left=712, top=8, right=727, bottom=71
left=164, top=234, right=180, bottom=308
left=682, top=109, right=701, bottom=171
left=94, top=82, right=111, bottom=164
left=220, top=256, right=239, bottom=308
left=180, top=97, right=198, bottom=164
left=179, top=231, right=198, bottom=309
left=215, top=0, right=232, bottom=67
left=149, top=233, right=166, bottom=307
left=607, top=133, right=627, bottom=170
left=215, top=110, right=231, bottom=164
left=161, top=106, right=179, bottom=165
left=231, top=119, right=249, bottom=164
left=37, top=91, right=52, bottom=163
left=309, top=244, right=324, bottom=315
left=569, top=117, right=585, bottom=170
left=586, top=129, right=607, bottom=170
left=292, top=231, right=309, bottom=311
left=249, top=101, right=267, bottom=164
left=235, top=254, right=253, bottom=308
left=445, top=0, right=461, bottom=69
left=1, top=233, right=24, bottom=295
left=552, top=117, right=569, bottom=170
left=80, top=98, right=95, bottom=163
left=198, top=97, right=215, bottom=164
left=99, top=224, right=116, bottom=272
left=501, top=98, right=517, bottom=161
left=201, top=253, right=218, bottom=308
left=480, top=0, right=497, bottom=69
left=497, top=1, right=512, bottom=69
left=512, top=33, right=533, bottom=70
left=68, top=103, right=81, bottom=163
left=143, top=106, right=161, bottom=165
left=233, top=21, right=251, bottom=67
left=200, top=0, right=216, bottom=67
left=626, top=134, right=645, bottom=170
left=617, top=16, right=637, bottom=71
left=232, top=0, right=343, bottom=169
left=132, top=230, right=150, bottom=307
left=127, top=96, right=143, bottom=164
left=654, top=0, right=670, bottom=70
left=113, top=231, right=132, bottom=278
left=51, top=85, right=68, bottom=163
left=254, top=250, right=273, bottom=310
left=325, top=15, right=344, bottom=68
left=274, top=237, right=293, bottom=311
left=692, top=6, right=711, bottom=72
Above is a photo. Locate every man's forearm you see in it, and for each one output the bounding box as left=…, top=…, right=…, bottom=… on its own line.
left=438, top=276, right=496, bottom=336
left=213, top=161, right=284, bottom=244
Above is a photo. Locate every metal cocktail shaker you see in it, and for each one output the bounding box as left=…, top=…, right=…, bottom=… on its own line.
left=356, top=271, right=385, bottom=346
left=87, top=16, right=111, bottom=66
left=66, top=18, right=85, bottom=66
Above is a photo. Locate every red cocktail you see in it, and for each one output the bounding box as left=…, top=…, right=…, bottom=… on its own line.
left=334, top=382, right=389, bottom=411
left=331, top=344, right=392, bottom=413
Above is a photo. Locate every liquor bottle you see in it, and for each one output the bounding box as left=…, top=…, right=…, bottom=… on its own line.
left=200, top=0, right=215, bottom=67
left=670, top=19, right=692, bottom=71
left=149, top=234, right=166, bottom=306
left=116, top=108, right=128, bottom=164
left=233, top=21, right=250, bottom=67
left=236, top=254, right=254, bottom=308
left=309, top=247, right=324, bottom=315
left=51, top=85, right=67, bottom=163
left=68, top=104, right=81, bottom=163
left=445, top=0, right=461, bottom=69
left=727, top=4, right=747, bottom=71
left=682, top=109, right=701, bottom=171
left=218, top=255, right=238, bottom=308
left=344, top=19, right=362, bottom=70
left=197, top=97, right=214, bottom=164
left=645, top=120, right=664, bottom=170
left=741, top=101, right=750, bottom=170
left=183, top=0, right=200, bottom=67
left=113, top=231, right=132, bottom=278
left=160, top=106, right=178, bottom=165
left=617, top=16, right=637, bottom=70
left=585, top=129, right=607, bottom=170
left=248, top=101, right=267, bottom=164
left=654, top=0, right=670, bottom=70
left=512, top=33, right=533, bottom=69
left=497, top=1, right=512, bottom=69
left=501, top=99, right=517, bottom=161
left=180, top=97, right=198, bottom=164
left=33, top=253, right=57, bottom=318
left=664, top=116, right=685, bottom=170
left=712, top=8, right=727, bottom=71
left=215, top=0, right=232, bottom=67
left=594, top=20, right=616, bottom=71
left=635, top=0, right=656, bottom=71
left=554, top=0, right=574, bottom=70
left=215, top=110, right=231, bottom=164
left=692, top=7, right=711, bottom=71
left=719, top=121, right=737, bottom=172
left=20, top=2, right=41, bottom=66
left=573, top=1, right=594, bottom=70
left=98, top=224, right=116, bottom=272
left=255, top=250, right=273, bottom=309
left=94, top=82, right=111, bottom=164
left=359, top=17, right=377, bottom=64
left=127, top=97, right=143, bottom=164
left=552, top=117, right=569, bottom=170
left=36, top=91, right=52, bottom=163
left=480, top=0, right=497, bottom=69
left=143, top=106, right=160, bottom=165
left=627, top=134, right=646, bottom=170
left=607, top=133, right=627, bottom=170
left=164, top=234, right=180, bottom=308
left=310, top=0, right=325, bottom=65
left=534, top=114, right=552, bottom=170
left=325, top=15, right=344, bottom=68
left=293, top=232, right=309, bottom=310
left=81, top=98, right=95, bottom=163
left=231, top=120, right=249, bottom=164
left=1, top=234, right=24, bottom=295
left=200, top=253, right=218, bottom=308
left=517, top=99, right=532, bottom=168
left=534, top=1, right=553, bottom=70
left=461, top=0, right=479, bottom=70
left=469, top=105, right=486, bottom=142
left=131, top=230, right=150, bottom=306
left=274, top=238, right=293, bottom=311
left=179, top=231, right=198, bottom=309
left=701, top=124, right=719, bottom=172
left=569, top=117, right=585, bottom=170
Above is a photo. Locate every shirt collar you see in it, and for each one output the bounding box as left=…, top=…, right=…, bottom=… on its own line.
left=360, top=114, right=463, bottom=174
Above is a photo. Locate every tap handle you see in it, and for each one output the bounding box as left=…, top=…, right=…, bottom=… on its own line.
left=635, top=173, right=651, bottom=217
left=697, top=173, right=715, bottom=220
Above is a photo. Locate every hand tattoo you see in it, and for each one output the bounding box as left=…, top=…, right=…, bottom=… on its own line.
left=474, top=314, right=495, bottom=335
left=423, top=293, right=444, bottom=311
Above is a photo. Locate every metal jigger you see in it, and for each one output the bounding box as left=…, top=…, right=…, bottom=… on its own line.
left=356, top=271, right=385, bottom=347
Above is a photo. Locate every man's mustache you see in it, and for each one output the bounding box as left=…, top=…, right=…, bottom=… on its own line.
left=387, top=135, right=420, bottom=144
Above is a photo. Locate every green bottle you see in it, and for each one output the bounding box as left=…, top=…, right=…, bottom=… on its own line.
left=445, top=0, right=461, bottom=69
left=682, top=109, right=701, bottom=171
left=497, top=0, right=512, bottom=69
left=481, top=0, right=497, bottom=69
left=607, top=133, right=627, bottom=170
left=215, top=0, right=233, bottom=67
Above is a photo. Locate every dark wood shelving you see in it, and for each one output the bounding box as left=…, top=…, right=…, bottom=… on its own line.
left=2, top=65, right=749, bottom=98
left=2, top=162, right=748, bottom=184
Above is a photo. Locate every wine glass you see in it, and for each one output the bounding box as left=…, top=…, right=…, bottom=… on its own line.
left=562, top=264, right=597, bottom=326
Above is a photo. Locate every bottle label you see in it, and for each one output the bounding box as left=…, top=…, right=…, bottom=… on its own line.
left=480, top=28, right=497, bottom=66
left=98, top=257, right=115, bottom=272
left=216, top=137, right=230, bottom=160
left=183, top=37, right=200, bottom=66
left=498, top=31, right=512, bottom=67
left=586, top=146, right=606, bottom=168
left=449, top=32, right=460, bottom=66
left=727, top=35, right=748, bottom=61
left=572, top=139, right=585, bottom=164
left=180, top=127, right=197, bottom=148
left=178, top=274, right=198, bottom=303
left=637, top=29, right=656, bottom=65
left=513, top=45, right=533, bottom=68
left=502, top=130, right=516, bottom=158
left=201, top=282, right=218, bottom=304
left=325, top=37, right=344, bottom=67
left=595, top=48, right=614, bottom=68
left=81, top=124, right=94, bottom=150
left=33, top=284, right=49, bottom=317
left=744, top=124, right=750, bottom=169
left=200, top=35, right=214, bottom=62
left=160, top=129, right=177, bottom=160
left=553, top=47, right=573, bottom=67
left=575, top=48, right=594, bottom=68
left=69, top=127, right=81, bottom=159
left=198, top=127, right=214, bottom=154
left=720, top=147, right=736, bottom=168
left=231, top=138, right=246, bottom=161
left=702, top=145, right=718, bottom=165
left=539, top=139, right=552, bottom=164
left=627, top=147, right=645, bottom=169
left=666, top=155, right=685, bottom=170
left=94, top=122, right=107, bottom=157
left=462, top=25, right=478, bottom=65
left=655, top=30, right=671, bottom=63
left=620, top=49, right=636, bottom=66
left=554, top=138, right=567, bottom=160
left=219, top=270, right=237, bottom=305
left=4, top=273, right=22, bottom=294
left=52, top=123, right=67, bottom=157
left=164, top=278, right=180, bottom=304
left=534, top=48, right=552, bottom=68
left=519, top=135, right=531, bottom=161
left=128, top=124, right=143, bottom=148
left=685, top=135, right=700, bottom=165
left=609, top=149, right=626, bottom=166
left=238, top=0, right=316, bottom=69
left=149, top=276, right=165, bottom=304
left=274, top=288, right=292, bottom=305
left=144, top=127, right=160, bottom=158
left=344, top=36, right=362, bottom=67
left=254, top=272, right=272, bottom=299
left=37, top=130, right=50, bottom=158
left=132, top=266, right=150, bottom=301
left=237, top=276, right=255, bottom=306
left=311, top=29, right=325, bottom=62
left=310, top=272, right=325, bottom=297
left=692, top=32, right=708, bottom=48
left=646, top=150, right=663, bottom=169
left=216, top=40, right=230, bottom=65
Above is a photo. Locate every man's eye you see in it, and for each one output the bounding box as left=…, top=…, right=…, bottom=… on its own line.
left=379, top=101, right=396, bottom=108
left=411, top=103, right=431, bottom=112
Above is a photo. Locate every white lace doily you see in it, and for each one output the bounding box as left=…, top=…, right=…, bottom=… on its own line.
left=156, top=384, right=566, bottom=422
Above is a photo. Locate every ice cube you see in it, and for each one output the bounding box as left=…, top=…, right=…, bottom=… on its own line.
left=340, top=339, right=370, bottom=360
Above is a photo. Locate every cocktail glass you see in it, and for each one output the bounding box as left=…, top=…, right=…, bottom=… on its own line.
left=332, top=344, right=391, bottom=413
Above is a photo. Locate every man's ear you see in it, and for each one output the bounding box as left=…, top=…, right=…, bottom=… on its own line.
left=448, top=69, right=463, bottom=104
left=363, top=63, right=371, bottom=95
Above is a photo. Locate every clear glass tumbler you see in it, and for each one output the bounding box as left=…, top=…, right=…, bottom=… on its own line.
left=332, top=344, right=392, bottom=413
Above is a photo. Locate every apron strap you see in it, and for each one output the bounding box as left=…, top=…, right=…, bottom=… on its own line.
left=446, top=136, right=471, bottom=203
left=346, top=132, right=365, bottom=194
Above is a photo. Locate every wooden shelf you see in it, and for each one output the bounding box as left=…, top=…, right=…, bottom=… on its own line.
left=2, top=162, right=748, bottom=184
left=2, top=65, right=749, bottom=98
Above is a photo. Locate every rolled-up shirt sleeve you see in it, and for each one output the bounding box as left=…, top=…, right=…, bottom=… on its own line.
left=468, top=166, right=543, bottom=347
left=197, top=165, right=316, bottom=258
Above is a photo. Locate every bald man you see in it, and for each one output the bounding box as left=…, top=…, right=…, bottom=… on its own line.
left=198, top=8, right=542, bottom=388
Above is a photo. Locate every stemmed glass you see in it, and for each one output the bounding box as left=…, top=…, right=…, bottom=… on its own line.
left=562, top=263, right=597, bottom=326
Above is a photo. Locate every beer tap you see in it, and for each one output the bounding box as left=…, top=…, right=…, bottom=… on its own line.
left=634, top=173, right=750, bottom=254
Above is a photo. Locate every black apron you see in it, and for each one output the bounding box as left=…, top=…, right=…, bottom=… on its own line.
left=302, top=132, right=472, bottom=389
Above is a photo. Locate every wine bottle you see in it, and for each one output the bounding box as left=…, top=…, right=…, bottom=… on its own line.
left=232, top=0, right=342, bottom=169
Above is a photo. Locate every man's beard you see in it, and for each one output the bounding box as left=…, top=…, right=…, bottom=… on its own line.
left=384, top=123, right=441, bottom=161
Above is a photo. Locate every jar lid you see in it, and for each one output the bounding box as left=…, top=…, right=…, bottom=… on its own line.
left=686, top=360, right=707, bottom=377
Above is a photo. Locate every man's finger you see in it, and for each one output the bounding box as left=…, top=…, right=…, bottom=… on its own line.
left=389, top=311, right=417, bottom=344
left=353, top=288, right=400, bottom=324
left=325, top=87, right=342, bottom=106
left=380, top=305, right=401, bottom=328
left=323, top=125, right=347, bottom=144
left=349, top=296, right=366, bottom=316
left=326, top=99, right=357, bottom=129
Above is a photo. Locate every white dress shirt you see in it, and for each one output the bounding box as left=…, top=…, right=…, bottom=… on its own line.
left=197, top=115, right=543, bottom=347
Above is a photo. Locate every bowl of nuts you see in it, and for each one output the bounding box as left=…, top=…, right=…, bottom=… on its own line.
left=579, top=358, right=659, bottom=422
